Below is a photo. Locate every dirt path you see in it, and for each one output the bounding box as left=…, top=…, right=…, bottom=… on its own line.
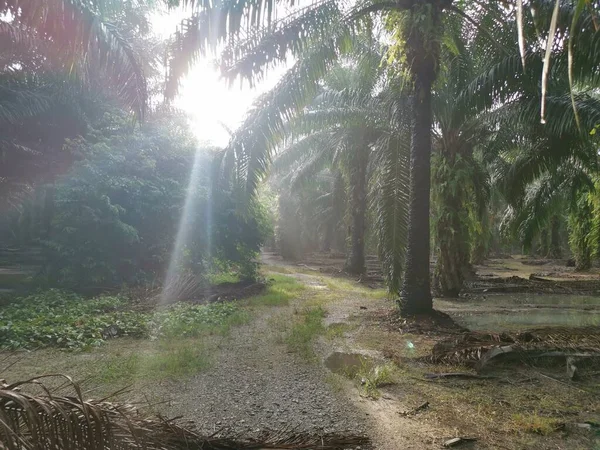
left=160, top=253, right=445, bottom=449
left=161, top=266, right=369, bottom=441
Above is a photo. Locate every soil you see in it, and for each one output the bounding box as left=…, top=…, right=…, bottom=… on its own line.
left=287, top=251, right=600, bottom=295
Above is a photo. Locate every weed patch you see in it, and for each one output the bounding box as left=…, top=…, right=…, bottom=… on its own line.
left=97, top=339, right=211, bottom=382
left=151, top=303, right=249, bottom=338
left=321, top=277, right=387, bottom=299
left=207, top=272, right=240, bottom=285
left=285, top=306, right=326, bottom=359
left=357, top=362, right=397, bottom=399
left=511, top=413, right=564, bottom=435
left=326, top=322, right=355, bottom=340
left=263, top=265, right=293, bottom=274
left=246, top=274, right=305, bottom=307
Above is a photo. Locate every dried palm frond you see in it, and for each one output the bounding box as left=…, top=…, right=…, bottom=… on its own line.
left=0, top=375, right=371, bottom=449
left=430, top=326, right=600, bottom=367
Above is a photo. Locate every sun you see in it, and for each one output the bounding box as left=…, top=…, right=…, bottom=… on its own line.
left=151, top=8, right=287, bottom=147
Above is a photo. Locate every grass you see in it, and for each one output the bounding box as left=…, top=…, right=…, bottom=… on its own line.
left=262, top=265, right=293, bottom=274
left=321, top=277, right=388, bottom=299
left=0, top=288, right=252, bottom=350
left=326, top=322, right=356, bottom=340
left=325, top=372, right=347, bottom=393
left=285, top=306, right=326, bottom=359
left=97, top=339, right=211, bottom=383
left=246, top=274, right=305, bottom=307
left=0, top=271, right=312, bottom=401
left=207, top=272, right=240, bottom=285
left=355, top=360, right=398, bottom=399
left=92, top=276, right=310, bottom=383
left=511, top=413, right=564, bottom=435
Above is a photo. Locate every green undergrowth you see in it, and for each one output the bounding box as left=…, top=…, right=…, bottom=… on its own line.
left=0, top=289, right=248, bottom=350
left=261, top=265, right=293, bottom=274
left=285, top=306, right=326, bottom=359
left=0, top=275, right=302, bottom=350
left=321, top=277, right=388, bottom=299
left=356, top=361, right=397, bottom=399
left=206, top=272, right=240, bottom=285
left=511, top=413, right=564, bottom=435
left=246, top=274, right=305, bottom=307
left=97, top=339, right=211, bottom=382
left=326, top=322, right=356, bottom=339
left=0, top=274, right=309, bottom=385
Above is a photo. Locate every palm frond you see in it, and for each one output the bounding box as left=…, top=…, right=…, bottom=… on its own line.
left=220, top=0, right=344, bottom=84
left=0, top=375, right=371, bottom=450
left=511, top=165, right=594, bottom=250
left=0, top=75, right=53, bottom=123
left=3, top=0, right=147, bottom=117
left=372, top=132, right=410, bottom=295
left=220, top=31, right=354, bottom=195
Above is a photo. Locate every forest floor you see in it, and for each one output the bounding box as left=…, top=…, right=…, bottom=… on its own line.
left=1, top=253, right=600, bottom=449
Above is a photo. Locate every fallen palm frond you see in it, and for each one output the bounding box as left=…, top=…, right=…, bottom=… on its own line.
left=429, top=327, right=600, bottom=368
left=0, top=375, right=370, bottom=450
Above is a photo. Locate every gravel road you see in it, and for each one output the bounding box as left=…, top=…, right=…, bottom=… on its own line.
left=162, top=297, right=368, bottom=442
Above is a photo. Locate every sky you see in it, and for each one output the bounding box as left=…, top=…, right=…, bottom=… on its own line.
left=151, top=8, right=287, bottom=147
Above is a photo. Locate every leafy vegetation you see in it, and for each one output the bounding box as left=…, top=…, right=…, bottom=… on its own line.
left=0, top=289, right=247, bottom=350
left=97, top=339, right=212, bottom=382
left=511, top=413, right=564, bottom=435
left=356, top=362, right=397, bottom=400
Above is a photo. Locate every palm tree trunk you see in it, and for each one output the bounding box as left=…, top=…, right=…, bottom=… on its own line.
left=400, top=71, right=434, bottom=313
left=539, top=229, right=549, bottom=256
left=43, top=184, right=55, bottom=238
left=321, top=223, right=333, bottom=252
left=345, top=145, right=368, bottom=275
left=548, top=215, right=562, bottom=259
left=434, top=183, right=471, bottom=297
left=471, top=212, right=489, bottom=265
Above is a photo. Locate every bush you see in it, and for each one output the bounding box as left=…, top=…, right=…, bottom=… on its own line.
left=6, top=108, right=271, bottom=289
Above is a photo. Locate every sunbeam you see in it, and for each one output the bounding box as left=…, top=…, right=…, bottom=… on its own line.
left=162, top=146, right=205, bottom=303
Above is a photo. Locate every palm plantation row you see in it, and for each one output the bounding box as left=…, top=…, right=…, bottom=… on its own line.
left=2, top=0, right=600, bottom=314
left=187, top=0, right=600, bottom=312
left=265, top=7, right=600, bottom=301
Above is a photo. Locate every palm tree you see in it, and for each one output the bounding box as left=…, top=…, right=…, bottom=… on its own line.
left=166, top=0, right=474, bottom=314
left=272, top=168, right=346, bottom=258
left=0, top=0, right=155, bottom=207
left=271, top=49, right=402, bottom=275
left=473, top=2, right=600, bottom=271
left=428, top=14, right=496, bottom=297
left=0, top=0, right=147, bottom=116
